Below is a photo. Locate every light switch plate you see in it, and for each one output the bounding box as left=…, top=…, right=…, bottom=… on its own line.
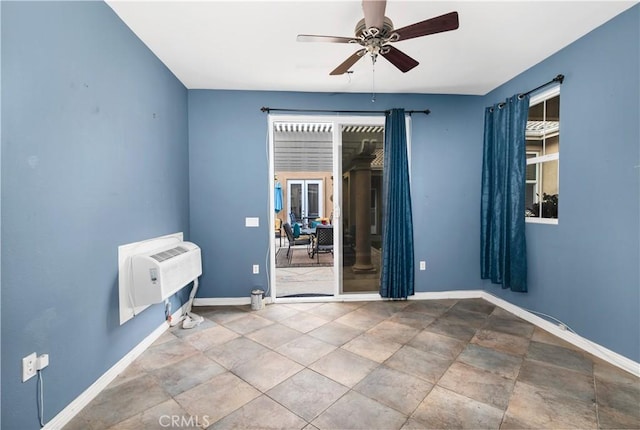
left=245, top=217, right=259, bottom=227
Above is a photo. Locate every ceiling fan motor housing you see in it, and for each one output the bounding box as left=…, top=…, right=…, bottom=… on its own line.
left=355, top=17, right=397, bottom=55
left=355, top=16, right=394, bottom=38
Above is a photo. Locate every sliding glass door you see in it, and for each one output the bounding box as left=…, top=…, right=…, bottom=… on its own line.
left=339, top=122, right=385, bottom=294
left=269, top=115, right=388, bottom=300
left=271, top=119, right=335, bottom=298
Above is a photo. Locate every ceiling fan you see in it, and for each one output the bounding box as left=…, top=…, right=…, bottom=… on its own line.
left=297, top=0, right=459, bottom=75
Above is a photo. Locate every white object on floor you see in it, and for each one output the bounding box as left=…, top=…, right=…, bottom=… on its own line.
left=171, top=278, right=204, bottom=329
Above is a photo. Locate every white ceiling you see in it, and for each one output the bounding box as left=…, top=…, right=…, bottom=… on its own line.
left=106, top=1, right=637, bottom=95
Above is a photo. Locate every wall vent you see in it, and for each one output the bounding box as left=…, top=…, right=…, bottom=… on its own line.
left=150, top=246, right=188, bottom=262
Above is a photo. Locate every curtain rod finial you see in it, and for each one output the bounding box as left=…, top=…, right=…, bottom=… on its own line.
left=555, top=74, right=565, bottom=84
left=261, top=107, right=270, bottom=113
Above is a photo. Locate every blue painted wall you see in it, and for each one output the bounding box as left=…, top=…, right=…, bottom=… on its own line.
left=1, top=2, right=189, bottom=428
left=481, top=6, right=640, bottom=362
left=188, top=91, right=484, bottom=299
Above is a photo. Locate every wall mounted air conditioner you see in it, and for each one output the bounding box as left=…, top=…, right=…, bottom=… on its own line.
left=131, top=241, right=202, bottom=307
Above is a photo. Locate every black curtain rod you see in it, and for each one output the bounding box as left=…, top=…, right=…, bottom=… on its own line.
left=263, top=75, right=562, bottom=115
left=260, top=107, right=430, bottom=116
left=491, top=74, right=564, bottom=111
left=519, top=74, right=564, bottom=98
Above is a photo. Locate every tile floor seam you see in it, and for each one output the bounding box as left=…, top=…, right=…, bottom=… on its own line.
left=225, top=340, right=306, bottom=392
left=411, top=384, right=501, bottom=429
left=593, top=373, right=602, bottom=429
left=262, top=386, right=316, bottom=425
left=400, top=379, right=438, bottom=426
left=497, top=406, right=509, bottom=430
left=494, top=326, right=529, bottom=430
left=496, top=369, right=519, bottom=430
left=344, top=381, right=415, bottom=423
left=433, top=372, right=509, bottom=410
left=282, top=401, right=318, bottom=426
left=266, top=367, right=351, bottom=424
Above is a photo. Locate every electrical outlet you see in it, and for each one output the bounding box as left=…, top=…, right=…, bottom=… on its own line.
left=252, top=264, right=259, bottom=274
left=419, top=261, right=426, bottom=271
left=22, top=352, right=37, bottom=382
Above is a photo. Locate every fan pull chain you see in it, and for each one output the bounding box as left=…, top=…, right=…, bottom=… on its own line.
left=371, top=55, right=376, bottom=103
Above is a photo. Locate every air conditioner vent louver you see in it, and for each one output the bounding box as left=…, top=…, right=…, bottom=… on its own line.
left=150, top=246, right=188, bottom=262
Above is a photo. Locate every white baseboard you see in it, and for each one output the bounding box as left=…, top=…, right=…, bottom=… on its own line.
left=412, top=290, right=484, bottom=300
left=480, top=292, right=640, bottom=378
left=194, top=297, right=251, bottom=306
left=43, top=304, right=187, bottom=430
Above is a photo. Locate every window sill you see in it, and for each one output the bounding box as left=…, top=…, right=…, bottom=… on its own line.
left=525, top=218, right=558, bottom=225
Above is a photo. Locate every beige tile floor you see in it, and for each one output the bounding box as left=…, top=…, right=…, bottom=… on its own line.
left=65, top=299, right=640, bottom=429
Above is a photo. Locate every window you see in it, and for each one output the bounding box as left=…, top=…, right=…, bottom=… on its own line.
left=525, top=87, right=559, bottom=223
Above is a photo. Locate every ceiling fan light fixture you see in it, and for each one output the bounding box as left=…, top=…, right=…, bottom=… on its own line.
left=354, top=17, right=398, bottom=62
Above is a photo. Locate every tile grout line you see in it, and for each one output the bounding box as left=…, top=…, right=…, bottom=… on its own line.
left=593, top=373, right=601, bottom=429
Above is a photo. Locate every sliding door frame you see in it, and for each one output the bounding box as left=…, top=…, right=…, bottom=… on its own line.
left=268, top=114, right=410, bottom=303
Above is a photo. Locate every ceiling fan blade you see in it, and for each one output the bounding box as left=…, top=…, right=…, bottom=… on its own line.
left=330, top=49, right=366, bottom=75
left=362, top=0, right=387, bottom=30
left=380, top=46, right=419, bottom=73
left=297, top=34, right=359, bottom=44
left=394, top=11, right=459, bottom=41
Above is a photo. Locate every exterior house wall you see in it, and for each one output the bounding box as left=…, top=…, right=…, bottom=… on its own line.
left=275, top=171, right=333, bottom=225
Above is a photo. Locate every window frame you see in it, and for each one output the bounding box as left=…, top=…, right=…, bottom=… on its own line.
left=525, top=151, right=540, bottom=215
left=525, top=85, right=560, bottom=225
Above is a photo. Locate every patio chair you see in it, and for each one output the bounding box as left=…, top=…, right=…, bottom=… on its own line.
left=283, top=222, right=311, bottom=263
left=274, top=218, right=282, bottom=247
left=310, top=224, right=333, bottom=263
left=290, top=211, right=300, bottom=226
